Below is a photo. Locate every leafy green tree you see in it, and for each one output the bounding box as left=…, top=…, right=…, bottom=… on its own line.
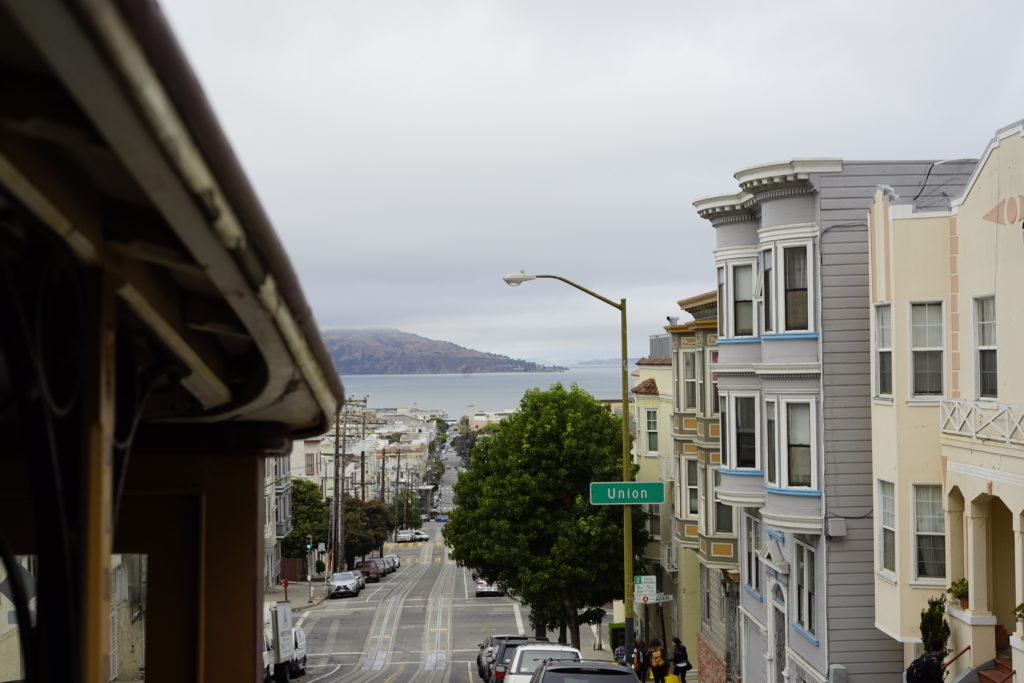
left=392, top=489, right=422, bottom=530
left=919, top=594, right=951, bottom=656
left=342, top=497, right=396, bottom=567
left=443, top=383, right=648, bottom=648
left=282, top=479, right=330, bottom=558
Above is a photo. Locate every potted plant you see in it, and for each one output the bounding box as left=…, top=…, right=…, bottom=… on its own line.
left=947, top=578, right=969, bottom=608
left=1014, top=602, right=1024, bottom=624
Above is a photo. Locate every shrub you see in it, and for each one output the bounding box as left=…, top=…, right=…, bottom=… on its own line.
left=919, top=594, right=951, bottom=656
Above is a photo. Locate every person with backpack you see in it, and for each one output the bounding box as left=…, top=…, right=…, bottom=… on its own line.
left=613, top=638, right=626, bottom=665
left=671, top=636, right=692, bottom=680
left=648, top=638, right=670, bottom=683
left=905, top=636, right=945, bottom=683
left=632, top=639, right=649, bottom=681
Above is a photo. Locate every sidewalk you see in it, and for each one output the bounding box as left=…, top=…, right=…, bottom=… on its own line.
left=263, top=578, right=328, bottom=619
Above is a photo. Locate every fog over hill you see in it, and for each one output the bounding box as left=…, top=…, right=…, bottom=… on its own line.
left=321, top=329, right=567, bottom=375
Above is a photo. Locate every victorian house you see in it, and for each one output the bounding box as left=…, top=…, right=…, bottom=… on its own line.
left=694, top=159, right=950, bottom=682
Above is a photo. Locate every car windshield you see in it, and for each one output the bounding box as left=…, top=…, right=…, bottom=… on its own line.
left=516, top=651, right=579, bottom=672
left=540, top=671, right=635, bottom=682
left=332, top=572, right=355, bottom=581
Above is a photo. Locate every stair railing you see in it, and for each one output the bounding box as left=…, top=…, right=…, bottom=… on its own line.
left=941, top=645, right=971, bottom=671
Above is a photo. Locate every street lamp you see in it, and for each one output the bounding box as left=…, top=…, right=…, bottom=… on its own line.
left=502, top=271, right=635, bottom=657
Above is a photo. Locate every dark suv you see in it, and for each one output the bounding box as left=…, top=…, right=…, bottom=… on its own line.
left=528, top=659, right=639, bottom=682
left=478, top=634, right=529, bottom=680
left=354, top=560, right=381, bottom=582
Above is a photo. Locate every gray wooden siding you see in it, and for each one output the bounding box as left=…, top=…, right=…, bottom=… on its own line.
left=815, top=163, right=929, bottom=680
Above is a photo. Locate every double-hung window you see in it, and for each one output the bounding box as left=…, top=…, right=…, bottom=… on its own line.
left=976, top=296, right=997, bottom=398
left=760, top=249, right=774, bottom=333
left=783, top=244, right=810, bottom=331
left=686, top=459, right=699, bottom=518
left=711, top=351, right=720, bottom=415
left=765, top=400, right=778, bottom=486
left=698, top=463, right=707, bottom=535
left=733, top=264, right=754, bottom=336
left=643, top=409, right=659, bottom=450
left=733, top=396, right=757, bottom=468
left=911, top=302, right=943, bottom=396
left=717, top=267, right=726, bottom=335
left=915, top=484, right=945, bottom=579
left=879, top=480, right=895, bottom=574
left=714, top=470, right=733, bottom=534
left=795, top=541, right=816, bottom=635
left=745, top=514, right=762, bottom=594
left=682, top=351, right=699, bottom=411
left=783, top=401, right=813, bottom=487
left=875, top=304, right=892, bottom=396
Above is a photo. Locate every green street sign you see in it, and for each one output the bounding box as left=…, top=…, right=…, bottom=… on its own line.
left=589, top=482, right=665, bottom=505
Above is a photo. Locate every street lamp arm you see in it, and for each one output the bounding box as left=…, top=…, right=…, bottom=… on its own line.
left=502, top=272, right=621, bottom=310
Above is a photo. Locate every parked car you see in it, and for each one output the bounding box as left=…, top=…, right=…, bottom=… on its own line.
left=412, top=530, right=430, bottom=542
left=327, top=571, right=361, bottom=598
left=504, top=644, right=581, bottom=683
left=528, top=659, right=639, bottom=683
left=289, top=626, right=308, bottom=678
left=354, top=560, right=381, bottom=582
left=476, top=579, right=505, bottom=597
left=396, top=529, right=413, bottom=543
left=384, top=553, right=400, bottom=569
left=372, top=557, right=391, bottom=575
left=381, top=556, right=398, bottom=573
left=435, top=514, right=449, bottom=522
left=478, top=634, right=529, bottom=680
left=488, top=639, right=550, bottom=683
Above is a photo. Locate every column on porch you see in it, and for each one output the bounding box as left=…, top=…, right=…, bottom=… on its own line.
left=946, top=493, right=965, bottom=596
left=966, top=500, right=989, bottom=614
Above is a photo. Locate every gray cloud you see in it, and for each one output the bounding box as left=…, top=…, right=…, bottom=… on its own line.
left=162, top=0, right=1024, bottom=363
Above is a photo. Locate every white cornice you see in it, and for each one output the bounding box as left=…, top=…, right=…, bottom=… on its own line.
left=694, top=191, right=753, bottom=215
left=735, top=159, right=843, bottom=188
left=946, top=460, right=1024, bottom=488
left=758, top=222, right=819, bottom=241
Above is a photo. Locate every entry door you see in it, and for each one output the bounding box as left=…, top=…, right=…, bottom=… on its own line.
left=770, top=583, right=787, bottom=683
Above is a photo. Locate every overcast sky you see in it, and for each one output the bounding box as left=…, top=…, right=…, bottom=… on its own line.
left=161, top=0, right=1024, bottom=365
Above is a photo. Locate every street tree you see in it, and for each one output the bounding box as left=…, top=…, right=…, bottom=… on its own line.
left=392, top=489, right=422, bottom=530
left=342, top=497, right=396, bottom=567
left=282, top=478, right=330, bottom=558
left=443, top=383, right=648, bottom=648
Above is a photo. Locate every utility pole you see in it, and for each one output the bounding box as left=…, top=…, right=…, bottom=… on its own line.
left=332, top=396, right=368, bottom=572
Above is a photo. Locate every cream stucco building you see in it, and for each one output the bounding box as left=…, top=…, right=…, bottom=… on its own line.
left=869, top=121, right=1024, bottom=680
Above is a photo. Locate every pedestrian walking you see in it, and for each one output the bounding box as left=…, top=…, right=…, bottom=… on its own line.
left=632, top=639, right=650, bottom=681
left=671, top=637, right=692, bottom=680
left=613, top=638, right=626, bottom=665
left=648, top=638, right=670, bottom=683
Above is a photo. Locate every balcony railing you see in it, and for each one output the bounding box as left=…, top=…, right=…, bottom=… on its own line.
left=940, top=399, right=1024, bottom=445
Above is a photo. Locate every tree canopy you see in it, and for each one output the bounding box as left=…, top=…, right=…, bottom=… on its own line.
left=342, top=497, right=395, bottom=568
left=442, top=383, right=648, bottom=648
left=282, top=478, right=330, bottom=558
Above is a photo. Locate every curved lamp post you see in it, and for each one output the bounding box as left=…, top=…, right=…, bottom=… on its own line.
left=502, top=271, right=635, bottom=656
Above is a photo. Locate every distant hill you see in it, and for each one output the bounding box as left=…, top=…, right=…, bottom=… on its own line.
left=321, top=329, right=568, bottom=375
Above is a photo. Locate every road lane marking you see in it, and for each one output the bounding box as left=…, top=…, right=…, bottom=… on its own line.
left=514, top=603, right=524, bottom=634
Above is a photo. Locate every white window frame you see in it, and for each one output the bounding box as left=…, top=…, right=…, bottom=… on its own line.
left=645, top=408, right=659, bottom=453
left=909, top=301, right=944, bottom=398
left=794, top=540, right=816, bottom=636
left=745, top=513, right=762, bottom=594
left=710, top=350, right=720, bottom=416
left=717, top=266, right=725, bottom=337
left=682, top=350, right=700, bottom=412
left=685, top=458, right=699, bottom=520
left=878, top=479, right=896, bottom=576
left=713, top=468, right=734, bottom=535
left=776, top=241, right=814, bottom=333
left=780, top=398, right=816, bottom=489
left=764, top=399, right=778, bottom=486
left=698, top=462, right=707, bottom=536
left=975, top=296, right=997, bottom=399
left=731, top=262, right=756, bottom=337
left=757, top=248, right=775, bottom=334
left=913, top=483, right=945, bottom=582
left=725, top=393, right=759, bottom=470
left=875, top=304, right=892, bottom=397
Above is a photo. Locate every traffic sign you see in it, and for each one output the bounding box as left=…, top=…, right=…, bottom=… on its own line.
left=634, top=575, right=656, bottom=600
left=590, top=482, right=665, bottom=505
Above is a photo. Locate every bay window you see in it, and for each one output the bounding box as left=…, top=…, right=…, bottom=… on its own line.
left=879, top=480, right=895, bottom=573
left=783, top=245, right=809, bottom=330
left=795, top=541, right=816, bottom=635
left=745, top=514, right=762, bottom=594
left=915, top=484, right=945, bottom=579
left=686, top=459, right=699, bottom=517
left=765, top=400, right=778, bottom=486
left=783, top=401, right=813, bottom=488
left=733, top=264, right=754, bottom=336
left=734, top=396, right=756, bottom=468
left=713, top=469, right=733, bottom=534
left=760, top=249, right=774, bottom=333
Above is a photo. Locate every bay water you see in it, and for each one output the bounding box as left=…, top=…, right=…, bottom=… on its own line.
left=339, top=364, right=623, bottom=420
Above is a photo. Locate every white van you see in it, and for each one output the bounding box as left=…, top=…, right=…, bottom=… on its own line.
left=288, top=626, right=307, bottom=677
left=396, top=530, right=413, bottom=543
